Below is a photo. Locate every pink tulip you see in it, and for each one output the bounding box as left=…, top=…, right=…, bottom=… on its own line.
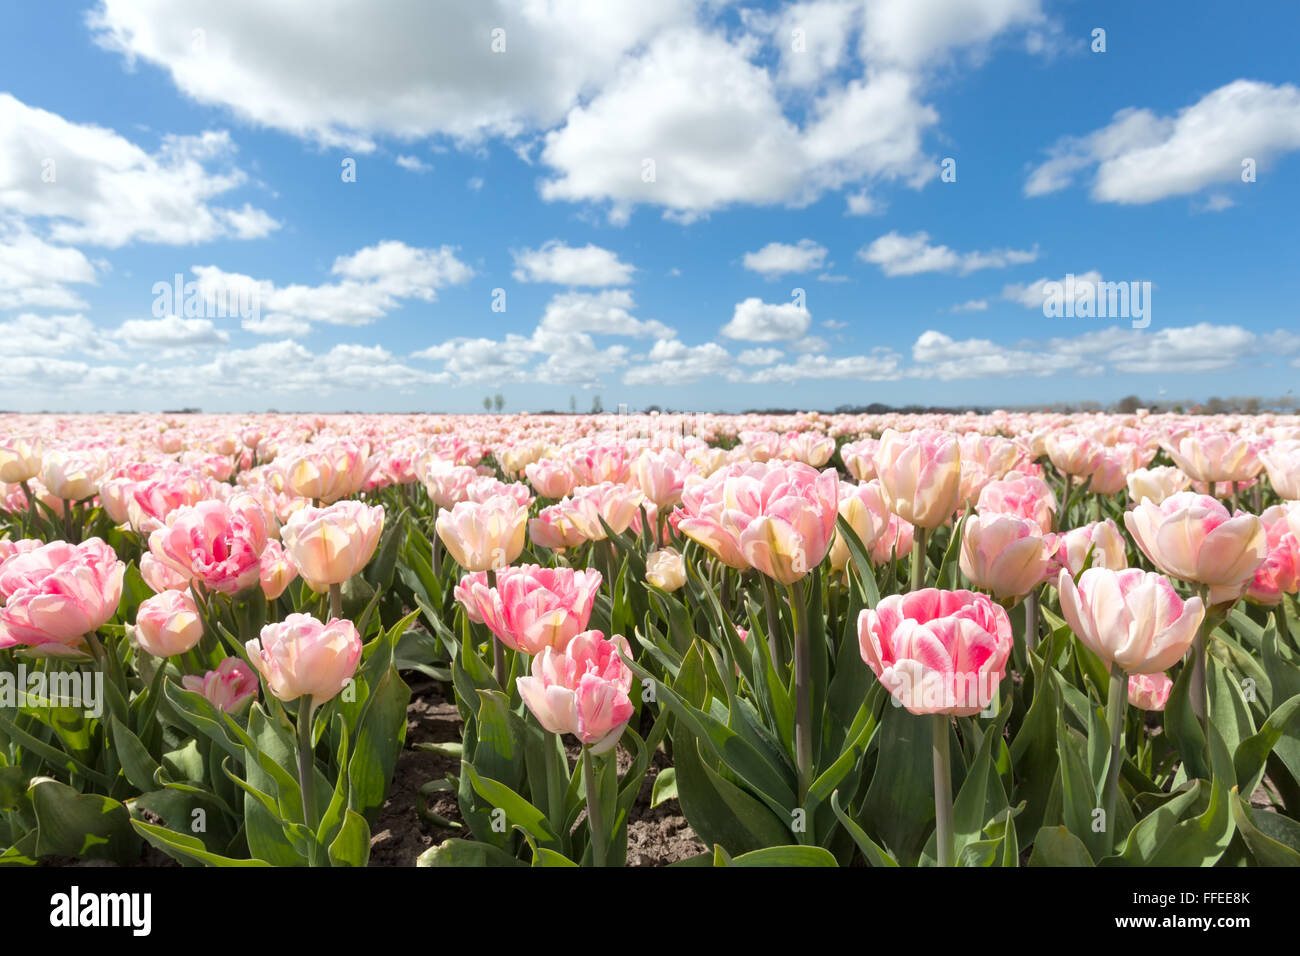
left=517, top=630, right=634, bottom=753
left=568, top=482, right=645, bottom=539
left=455, top=564, right=602, bottom=654
left=959, top=513, right=1056, bottom=601
left=632, top=448, right=691, bottom=508
left=1124, top=492, right=1267, bottom=598
left=645, top=547, right=687, bottom=592
left=975, top=470, right=1057, bottom=534
left=0, top=538, right=125, bottom=656
left=421, top=459, right=481, bottom=509
left=41, top=451, right=102, bottom=501
left=1051, top=519, right=1129, bottom=577
left=839, top=438, right=879, bottom=481
left=281, top=500, right=385, bottom=592
left=857, top=589, right=1012, bottom=716
left=1164, top=431, right=1261, bottom=484
left=148, top=498, right=270, bottom=595
left=435, top=495, right=528, bottom=571
left=528, top=503, right=590, bottom=551
left=1128, top=672, right=1173, bottom=711
left=828, top=480, right=891, bottom=573
left=1260, top=442, right=1300, bottom=500
left=140, top=552, right=191, bottom=593
left=182, top=658, right=259, bottom=714
left=1126, top=466, right=1191, bottom=505
left=1247, top=506, right=1300, bottom=605
left=0, top=437, right=41, bottom=484
left=869, top=514, right=915, bottom=564
left=1057, top=568, right=1204, bottom=674
left=1045, top=431, right=1103, bottom=479
left=874, top=429, right=961, bottom=529
left=282, top=442, right=376, bottom=503
left=259, top=540, right=298, bottom=600
left=524, top=459, right=577, bottom=499
left=133, top=589, right=204, bottom=657
left=246, top=613, right=362, bottom=703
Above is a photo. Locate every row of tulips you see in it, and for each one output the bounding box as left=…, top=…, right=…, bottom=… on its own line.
left=1, top=410, right=1299, bottom=867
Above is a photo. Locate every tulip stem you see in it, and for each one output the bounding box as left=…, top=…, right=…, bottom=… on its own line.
left=582, top=746, right=606, bottom=867
left=430, top=506, right=442, bottom=577
left=1024, top=589, right=1040, bottom=653
left=487, top=568, right=507, bottom=688
left=787, top=578, right=813, bottom=805
left=910, top=526, right=929, bottom=592
left=932, top=714, right=955, bottom=867
left=761, top=574, right=784, bottom=671
left=1190, top=585, right=1211, bottom=738
left=328, top=583, right=343, bottom=621
left=297, top=695, right=318, bottom=835
left=1102, top=662, right=1127, bottom=857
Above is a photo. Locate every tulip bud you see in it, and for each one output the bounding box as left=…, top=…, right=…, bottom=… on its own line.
left=646, top=548, right=686, bottom=592
left=182, top=658, right=259, bottom=714
left=133, top=589, right=204, bottom=658
left=246, top=613, right=362, bottom=703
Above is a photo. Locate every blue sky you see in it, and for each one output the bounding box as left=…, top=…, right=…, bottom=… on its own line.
left=1, top=0, right=1298, bottom=413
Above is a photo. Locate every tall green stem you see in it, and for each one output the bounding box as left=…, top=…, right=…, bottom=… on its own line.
left=1024, top=589, right=1040, bottom=652
left=910, top=526, right=929, bottom=592
left=1190, top=584, right=1211, bottom=736
left=328, top=582, right=343, bottom=621
left=761, top=574, right=784, bottom=671
left=932, top=714, right=955, bottom=867
left=487, top=567, right=507, bottom=688
left=1101, top=662, right=1127, bottom=856
left=582, top=746, right=606, bottom=867
left=787, top=577, right=813, bottom=804
left=297, top=695, right=318, bottom=834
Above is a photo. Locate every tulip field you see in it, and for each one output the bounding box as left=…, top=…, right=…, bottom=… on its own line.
left=2, top=410, right=1299, bottom=869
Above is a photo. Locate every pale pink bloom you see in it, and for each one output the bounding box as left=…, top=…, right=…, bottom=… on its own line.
left=525, top=459, right=577, bottom=499
left=778, top=431, right=836, bottom=467
left=140, top=552, right=191, bottom=593
left=528, top=503, right=589, bottom=551
left=959, top=513, right=1056, bottom=601
left=1058, top=568, right=1204, bottom=674
left=259, top=539, right=298, bottom=600
left=0, top=437, right=41, bottom=483
left=870, top=514, right=915, bottom=564
left=40, top=450, right=102, bottom=501
left=569, top=443, right=632, bottom=486
left=1045, top=432, right=1102, bottom=479
left=1128, top=672, right=1173, bottom=712
left=1087, top=444, right=1146, bottom=495
left=1260, top=441, right=1300, bottom=500
left=828, top=480, right=891, bottom=573
left=281, top=500, right=385, bottom=592
left=517, top=630, right=634, bottom=753
left=645, top=547, right=687, bottom=592
left=421, top=460, right=481, bottom=509
left=183, top=658, right=259, bottom=714
left=976, top=470, right=1057, bottom=534
left=1247, top=505, right=1300, bottom=605
left=875, top=429, right=962, bottom=529
left=858, top=589, right=1013, bottom=716
left=632, top=448, right=692, bottom=508
left=246, top=613, right=362, bottom=703
left=1164, top=431, right=1262, bottom=484
left=282, top=442, right=376, bottom=503
left=464, top=476, right=534, bottom=509
left=133, top=589, right=204, bottom=658
left=568, top=482, right=645, bottom=539
left=436, top=495, right=528, bottom=571
left=1051, top=519, right=1128, bottom=577
left=1124, top=492, right=1267, bottom=597
left=148, top=499, right=270, bottom=595
left=455, top=564, right=602, bottom=653
left=1126, top=466, right=1191, bottom=505
left=839, top=438, right=879, bottom=481
left=0, top=538, right=125, bottom=657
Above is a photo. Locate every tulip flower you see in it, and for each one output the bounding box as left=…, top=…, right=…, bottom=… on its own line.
left=645, top=547, right=686, bottom=592
left=132, top=589, right=204, bottom=658
left=858, top=588, right=1012, bottom=866
left=1126, top=466, right=1190, bottom=506
left=516, top=630, right=634, bottom=754
left=524, top=459, right=577, bottom=499
left=0, top=538, right=125, bottom=658
left=259, top=539, right=298, bottom=601
left=246, top=613, right=362, bottom=704
left=827, top=480, right=891, bottom=575
left=1124, top=492, right=1267, bottom=601
left=281, top=500, right=385, bottom=611
left=455, top=564, right=602, bottom=654
left=282, top=442, right=375, bottom=503
left=182, top=658, right=259, bottom=714
left=632, top=448, right=691, bottom=508
left=1051, top=519, right=1128, bottom=577
left=1260, top=442, right=1300, bottom=500
left=959, top=513, right=1056, bottom=602
left=0, top=437, right=41, bottom=484
left=1246, top=505, right=1300, bottom=605
left=1164, top=431, right=1261, bottom=484
left=435, top=495, right=528, bottom=572
left=1127, top=672, right=1173, bottom=712
left=874, top=429, right=961, bottom=531
left=976, top=470, right=1057, bottom=534
left=148, top=498, right=270, bottom=596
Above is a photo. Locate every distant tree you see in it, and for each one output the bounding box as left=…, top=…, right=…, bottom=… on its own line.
left=493, top=392, right=505, bottom=412
left=1116, top=394, right=1141, bottom=414
left=569, top=394, right=577, bottom=414
left=1241, top=397, right=1261, bottom=414
left=483, top=396, right=492, bottom=411
left=591, top=394, right=603, bottom=414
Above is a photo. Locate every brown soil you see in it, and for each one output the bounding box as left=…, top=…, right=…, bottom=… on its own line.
left=367, top=680, right=705, bottom=866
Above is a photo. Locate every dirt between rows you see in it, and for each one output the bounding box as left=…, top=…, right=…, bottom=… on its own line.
left=366, top=681, right=707, bottom=866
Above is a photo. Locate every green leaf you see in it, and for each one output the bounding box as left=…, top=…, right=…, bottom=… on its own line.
left=1027, top=826, right=1094, bottom=866
left=650, top=767, right=678, bottom=808
left=29, top=778, right=139, bottom=863
left=719, top=845, right=838, bottom=867
left=131, top=820, right=270, bottom=867
left=1231, top=788, right=1300, bottom=866
left=326, top=809, right=371, bottom=867
left=830, top=789, right=896, bottom=867
left=464, top=763, right=559, bottom=845
left=416, top=838, right=526, bottom=867
left=1234, top=692, right=1300, bottom=797
left=860, top=703, right=935, bottom=865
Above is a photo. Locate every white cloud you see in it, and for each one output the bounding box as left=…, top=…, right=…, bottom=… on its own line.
left=858, top=230, right=1038, bottom=276
left=117, top=315, right=228, bottom=348
left=1002, top=270, right=1103, bottom=309
left=721, top=297, right=811, bottom=341
left=191, top=240, right=472, bottom=330
left=395, top=154, right=432, bottom=173
left=535, top=290, right=672, bottom=342
left=742, top=239, right=828, bottom=277
left=0, top=313, right=119, bottom=359
left=623, top=341, right=738, bottom=385
left=0, top=228, right=99, bottom=311
left=512, top=241, right=635, bottom=286
left=737, top=347, right=784, bottom=365
left=845, top=189, right=884, bottom=215
left=950, top=299, right=989, bottom=312
left=858, top=0, right=1046, bottom=68
left=1025, top=80, right=1300, bottom=203
left=0, top=93, right=276, bottom=247
left=747, top=351, right=902, bottom=383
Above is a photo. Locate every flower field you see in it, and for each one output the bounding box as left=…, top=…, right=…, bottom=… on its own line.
left=1, top=410, right=1299, bottom=868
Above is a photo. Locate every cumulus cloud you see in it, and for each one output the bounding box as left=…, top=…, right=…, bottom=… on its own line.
left=1002, top=270, right=1103, bottom=309
left=721, top=297, right=811, bottom=341
left=742, top=239, right=828, bottom=278
left=1025, top=80, right=1300, bottom=203
left=858, top=230, right=1038, bottom=276
left=512, top=241, right=635, bottom=286
left=0, top=93, right=277, bottom=247
left=0, top=227, right=99, bottom=311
